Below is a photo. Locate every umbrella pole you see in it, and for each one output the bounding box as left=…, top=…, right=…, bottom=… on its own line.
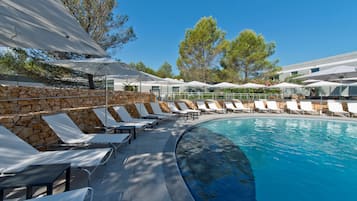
left=105, top=74, right=108, bottom=128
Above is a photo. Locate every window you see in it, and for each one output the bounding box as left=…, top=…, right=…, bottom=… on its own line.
left=151, top=86, right=160, bottom=92
left=172, top=86, right=180, bottom=93
left=291, top=71, right=298, bottom=76
left=311, top=68, right=320, bottom=73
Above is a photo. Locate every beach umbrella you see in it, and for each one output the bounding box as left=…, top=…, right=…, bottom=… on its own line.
left=302, top=79, right=320, bottom=83
left=269, top=82, right=302, bottom=89
left=269, top=82, right=303, bottom=99
left=183, top=81, right=212, bottom=88
left=296, top=65, right=357, bottom=81
left=48, top=58, right=161, bottom=127
left=211, top=82, right=240, bottom=89
left=0, top=0, right=106, bottom=57
left=238, top=83, right=266, bottom=88
left=305, top=81, right=344, bottom=113
left=304, top=81, right=343, bottom=88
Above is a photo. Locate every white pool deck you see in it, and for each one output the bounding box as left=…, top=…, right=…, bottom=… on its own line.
left=6, top=112, right=356, bottom=201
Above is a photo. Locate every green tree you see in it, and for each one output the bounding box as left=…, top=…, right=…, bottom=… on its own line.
left=128, top=61, right=157, bottom=75
left=62, top=0, right=136, bottom=51
left=177, top=16, right=228, bottom=82
left=156, top=62, right=173, bottom=78
left=221, top=29, right=279, bottom=82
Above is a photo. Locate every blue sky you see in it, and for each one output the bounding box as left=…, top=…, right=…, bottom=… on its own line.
left=114, top=0, right=357, bottom=75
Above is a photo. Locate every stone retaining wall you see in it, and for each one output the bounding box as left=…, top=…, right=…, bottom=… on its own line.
left=0, top=85, right=155, bottom=147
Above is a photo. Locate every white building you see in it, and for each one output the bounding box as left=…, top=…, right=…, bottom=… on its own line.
left=279, top=51, right=357, bottom=81
left=278, top=51, right=357, bottom=97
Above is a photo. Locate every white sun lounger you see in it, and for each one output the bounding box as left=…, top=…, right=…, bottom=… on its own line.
left=149, top=102, right=178, bottom=118
left=196, top=101, right=215, bottom=113
left=224, top=101, right=241, bottom=112
left=177, top=102, right=201, bottom=115
left=93, top=107, right=146, bottom=130
left=0, top=125, right=112, bottom=183
left=233, top=101, right=252, bottom=113
left=207, top=101, right=226, bottom=113
left=134, top=103, right=170, bottom=120
left=347, top=102, right=357, bottom=117
left=300, top=101, right=319, bottom=115
left=167, top=102, right=190, bottom=119
left=113, top=106, right=158, bottom=127
left=327, top=101, right=349, bottom=117
left=286, top=100, right=302, bottom=114
left=42, top=113, right=131, bottom=151
left=266, top=101, right=283, bottom=113
left=254, top=100, right=269, bottom=113
left=27, top=187, right=93, bottom=201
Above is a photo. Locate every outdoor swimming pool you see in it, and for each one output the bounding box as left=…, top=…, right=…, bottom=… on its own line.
left=176, top=117, right=357, bottom=201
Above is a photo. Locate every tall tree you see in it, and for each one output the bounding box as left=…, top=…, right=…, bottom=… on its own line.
left=177, top=16, right=228, bottom=82
left=221, top=29, right=279, bottom=82
left=156, top=62, right=173, bottom=78
left=62, top=0, right=136, bottom=51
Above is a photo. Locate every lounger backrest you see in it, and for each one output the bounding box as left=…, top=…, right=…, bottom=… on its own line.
left=328, top=102, right=344, bottom=112
left=254, top=101, right=266, bottom=109
left=0, top=125, right=38, bottom=156
left=347, top=102, right=357, bottom=113
left=224, top=102, right=235, bottom=109
left=300, top=101, right=313, bottom=111
left=135, top=103, right=150, bottom=116
left=234, top=102, right=245, bottom=109
left=93, top=108, right=119, bottom=127
left=42, top=113, right=87, bottom=143
left=177, top=102, right=189, bottom=110
left=196, top=101, right=207, bottom=109
left=266, top=101, right=279, bottom=110
left=113, top=106, right=133, bottom=122
left=150, top=102, right=163, bottom=114
left=286, top=101, right=298, bottom=110
left=168, top=102, right=180, bottom=112
left=207, top=101, right=218, bottom=109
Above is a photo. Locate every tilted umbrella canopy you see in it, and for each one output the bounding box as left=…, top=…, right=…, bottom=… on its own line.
left=47, top=58, right=158, bottom=81
left=0, top=0, right=106, bottom=57
left=211, top=82, right=240, bottom=89
left=304, top=81, right=343, bottom=87
left=238, top=82, right=266, bottom=88
left=183, top=81, right=212, bottom=88
left=269, top=82, right=302, bottom=89
left=296, top=65, right=357, bottom=80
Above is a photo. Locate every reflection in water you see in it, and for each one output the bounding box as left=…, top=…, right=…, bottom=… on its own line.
left=176, top=127, right=256, bottom=201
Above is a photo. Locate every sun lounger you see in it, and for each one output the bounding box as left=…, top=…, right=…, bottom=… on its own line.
left=42, top=113, right=131, bottom=152
left=206, top=101, right=226, bottom=113
left=196, top=101, right=215, bottom=113
left=347, top=102, right=357, bottom=117
left=286, top=100, right=302, bottom=114
left=149, top=102, right=178, bottom=118
left=233, top=101, right=252, bottom=113
left=0, top=125, right=112, bottom=183
left=327, top=101, right=349, bottom=117
left=254, top=100, right=269, bottom=113
left=300, top=101, right=319, bottom=115
left=167, top=102, right=190, bottom=119
left=134, top=103, right=170, bottom=120
left=224, top=101, right=241, bottom=112
left=112, top=106, right=158, bottom=127
left=93, top=107, right=147, bottom=133
left=26, top=187, right=93, bottom=201
left=177, top=102, right=201, bottom=115
left=266, top=101, right=283, bottom=113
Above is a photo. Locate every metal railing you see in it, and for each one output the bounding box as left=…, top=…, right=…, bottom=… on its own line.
left=156, top=92, right=283, bottom=101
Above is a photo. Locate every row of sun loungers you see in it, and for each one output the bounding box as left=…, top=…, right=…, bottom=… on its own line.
left=1, top=99, right=357, bottom=200
left=0, top=102, right=180, bottom=200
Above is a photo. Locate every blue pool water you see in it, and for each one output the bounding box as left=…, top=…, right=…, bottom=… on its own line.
left=176, top=118, right=357, bottom=201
